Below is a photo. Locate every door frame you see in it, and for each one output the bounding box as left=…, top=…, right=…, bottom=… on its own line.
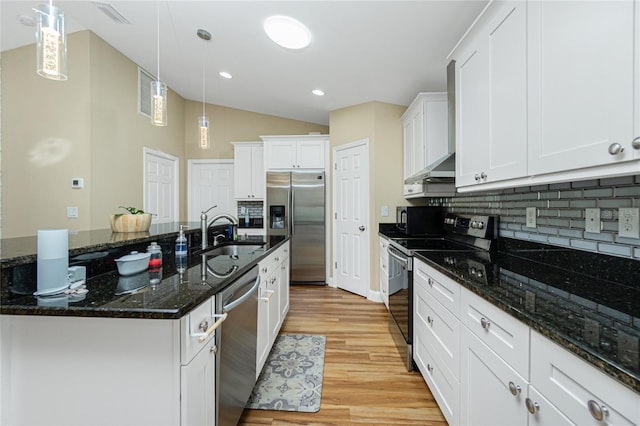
left=187, top=159, right=235, bottom=222
left=331, top=139, right=370, bottom=298
left=143, top=147, right=179, bottom=224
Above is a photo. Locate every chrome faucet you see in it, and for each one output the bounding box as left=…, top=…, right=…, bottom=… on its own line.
left=200, top=206, right=240, bottom=250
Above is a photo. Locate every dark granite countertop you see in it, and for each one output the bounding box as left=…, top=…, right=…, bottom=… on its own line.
left=407, top=237, right=640, bottom=394
left=1, top=230, right=288, bottom=320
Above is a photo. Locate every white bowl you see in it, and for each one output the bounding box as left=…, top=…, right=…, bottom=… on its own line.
left=115, top=251, right=150, bottom=276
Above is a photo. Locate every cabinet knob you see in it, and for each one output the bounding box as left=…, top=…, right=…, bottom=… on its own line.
left=480, top=317, right=491, bottom=330
left=275, top=257, right=280, bottom=262
left=427, top=316, right=434, bottom=326
left=632, top=136, right=640, bottom=150
left=587, top=400, right=609, bottom=421
left=508, top=381, right=521, bottom=396
left=262, top=267, right=268, bottom=273
left=427, top=278, right=433, bottom=287
left=480, top=172, right=487, bottom=180
left=474, top=174, right=481, bottom=182
left=608, top=142, right=624, bottom=155
left=525, top=398, right=539, bottom=414
left=426, top=364, right=434, bottom=374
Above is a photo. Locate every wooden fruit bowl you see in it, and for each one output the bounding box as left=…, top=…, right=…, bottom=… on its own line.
left=110, top=213, right=152, bottom=233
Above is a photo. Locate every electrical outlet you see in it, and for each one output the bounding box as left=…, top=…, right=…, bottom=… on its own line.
left=67, top=206, right=78, bottom=218
left=618, top=207, right=640, bottom=239
left=381, top=206, right=389, bottom=217
left=526, top=207, right=537, bottom=228
left=585, top=208, right=601, bottom=233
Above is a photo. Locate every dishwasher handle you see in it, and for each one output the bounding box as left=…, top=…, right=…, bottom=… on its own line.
left=223, top=274, right=260, bottom=312
left=387, top=245, right=409, bottom=267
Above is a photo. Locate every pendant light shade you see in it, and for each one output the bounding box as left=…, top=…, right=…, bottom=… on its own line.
left=151, top=80, right=168, bottom=126
left=34, top=2, right=67, bottom=81
left=198, top=115, right=210, bottom=149
left=151, top=2, right=167, bottom=126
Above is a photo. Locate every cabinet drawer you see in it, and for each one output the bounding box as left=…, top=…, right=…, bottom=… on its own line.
left=414, top=323, right=459, bottom=426
left=530, top=330, right=640, bottom=426
left=180, top=296, right=215, bottom=365
left=414, top=258, right=460, bottom=316
left=461, top=287, right=529, bottom=378
left=414, top=283, right=460, bottom=379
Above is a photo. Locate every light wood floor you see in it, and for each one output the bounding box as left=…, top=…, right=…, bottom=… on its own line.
left=238, top=285, right=447, bottom=425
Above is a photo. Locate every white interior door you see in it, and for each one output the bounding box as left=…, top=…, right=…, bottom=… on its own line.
left=144, top=148, right=178, bottom=224
left=188, top=160, right=236, bottom=222
left=333, top=140, right=369, bottom=298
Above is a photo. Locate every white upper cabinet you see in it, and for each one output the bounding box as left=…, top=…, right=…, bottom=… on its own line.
left=232, top=142, right=264, bottom=200
left=403, top=93, right=449, bottom=179
left=451, top=0, right=640, bottom=191
left=527, top=0, right=639, bottom=174
left=261, top=135, right=328, bottom=170
left=455, top=1, right=528, bottom=188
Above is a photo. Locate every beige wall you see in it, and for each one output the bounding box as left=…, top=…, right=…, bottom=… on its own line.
left=1, top=31, right=328, bottom=238
left=329, top=101, right=406, bottom=294
left=184, top=101, right=328, bottom=160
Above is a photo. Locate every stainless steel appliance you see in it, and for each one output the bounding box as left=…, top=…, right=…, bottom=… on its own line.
left=396, top=206, right=444, bottom=236
left=387, top=213, right=497, bottom=371
left=266, top=171, right=325, bottom=284
left=216, top=265, right=260, bottom=426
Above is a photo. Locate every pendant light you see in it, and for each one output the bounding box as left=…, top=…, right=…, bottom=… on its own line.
left=197, top=29, right=211, bottom=149
left=151, top=1, right=167, bottom=126
left=34, top=0, right=67, bottom=81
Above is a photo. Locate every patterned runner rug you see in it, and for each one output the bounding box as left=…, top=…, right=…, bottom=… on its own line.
left=246, top=334, right=326, bottom=413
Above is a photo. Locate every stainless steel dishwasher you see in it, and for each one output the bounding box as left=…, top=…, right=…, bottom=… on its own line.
left=216, top=265, right=259, bottom=426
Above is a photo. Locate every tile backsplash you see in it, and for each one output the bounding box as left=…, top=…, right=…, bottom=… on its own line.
left=430, top=175, right=640, bottom=260
left=237, top=201, right=263, bottom=219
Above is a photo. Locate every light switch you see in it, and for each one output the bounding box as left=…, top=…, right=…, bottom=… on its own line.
left=67, top=206, right=78, bottom=218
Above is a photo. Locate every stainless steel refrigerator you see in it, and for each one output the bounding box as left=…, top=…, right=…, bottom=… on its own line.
left=266, top=171, right=325, bottom=284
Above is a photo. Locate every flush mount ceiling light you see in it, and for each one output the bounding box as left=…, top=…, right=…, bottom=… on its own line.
left=263, top=15, right=311, bottom=50
left=312, top=89, right=325, bottom=96
left=219, top=71, right=232, bottom=79
left=33, top=1, right=67, bottom=81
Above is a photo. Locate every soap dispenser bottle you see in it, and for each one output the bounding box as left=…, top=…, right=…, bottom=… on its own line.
left=175, top=226, right=188, bottom=256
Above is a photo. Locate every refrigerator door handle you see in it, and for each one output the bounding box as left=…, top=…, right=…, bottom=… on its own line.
left=290, top=189, right=295, bottom=235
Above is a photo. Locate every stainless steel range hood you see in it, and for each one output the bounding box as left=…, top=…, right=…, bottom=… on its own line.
left=403, top=152, right=455, bottom=184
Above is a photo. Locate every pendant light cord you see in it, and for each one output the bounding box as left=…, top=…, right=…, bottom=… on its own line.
left=202, top=57, right=206, bottom=116
left=156, top=1, right=160, bottom=81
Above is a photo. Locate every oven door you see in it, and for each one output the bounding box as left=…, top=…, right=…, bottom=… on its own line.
left=387, top=243, right=414, bottom=371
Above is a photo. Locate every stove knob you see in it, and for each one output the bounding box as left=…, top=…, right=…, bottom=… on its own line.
left=477, top=270, right=484, bottom=278
left=470, top=221, right=476, bottom=229
left=470, top=267, right=477, bottom=276
left=477, top=221, right=485, bottom=229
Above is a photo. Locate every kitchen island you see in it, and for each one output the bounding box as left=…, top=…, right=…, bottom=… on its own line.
left=1, top=225, right=289, bottom=426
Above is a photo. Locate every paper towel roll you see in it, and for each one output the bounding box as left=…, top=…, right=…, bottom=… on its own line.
left=36, top=229, right=69, bottom=295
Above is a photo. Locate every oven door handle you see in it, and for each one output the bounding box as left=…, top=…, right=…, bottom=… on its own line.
left=387, top=246, right=409, bottom=267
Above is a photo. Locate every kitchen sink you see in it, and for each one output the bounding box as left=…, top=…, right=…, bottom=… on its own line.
left=201, top=244, right=264, bottom=257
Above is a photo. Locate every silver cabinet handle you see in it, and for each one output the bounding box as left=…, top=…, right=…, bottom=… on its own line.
left=525, top=398, right=539, bottom=414
left=480, top=172, right=487, bottom=179
left=508, top=381, right=521, bottom=396
left=427, top=278, right=433, bottom=287
left=426, top=364, right=434, bottom=374
left=608, top=142, right=624, bottom=155
left=587, top=400, right=609, bottom=421
left=632, top=136, right=640, bottom=149
left=275, top=256, right=280, bottom=262
left=262, top=267, right=268, bottom=274
left=480, top=317, right=491, bottom=330
left=407, top=188, right=414, bottom=193
left=359, top=225, right=366, bottom=231
left=427, top=316, right=434, bottom=326
left=475, top=174, right=481, bottom=182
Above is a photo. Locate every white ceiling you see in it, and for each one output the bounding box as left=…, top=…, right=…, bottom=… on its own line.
left=1, top=1, right=488, bottom=125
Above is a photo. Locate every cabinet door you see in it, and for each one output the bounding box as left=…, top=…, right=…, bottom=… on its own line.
left=267, top=272, right=280, bottom=347
left=527, top=385, right=575, bottom=426
left=181, top=343, right=216, bottom=426
left=256, top=279, right=270, bottom=377
left=403, top=120, right=414, bottom=179
left=528, top=1, right=637, bottom=175
left=456, top=1, right=527, bottom=188
left=379, top=238, right=389, bottom=309
left=460, top=326, right=528, bottom=426
left=250, top=145, right=265, bottom=199
left=265, top=141, right=297, bottom=169
left=234, top=145, right=253, bottom=199
left=423, top=97, right=449, bottom=168
left=530, top=330, right=640, bottom=426
left=296, top=140, right=325, bottom=168
left=279, top=249, right=290, bottom=320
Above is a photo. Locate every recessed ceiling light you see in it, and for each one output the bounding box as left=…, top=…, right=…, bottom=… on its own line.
left=263, top=15, right=312, bottom=50
left=219, top=71, right=233, bottom=79
left=312, top=89, right=325, bottom=96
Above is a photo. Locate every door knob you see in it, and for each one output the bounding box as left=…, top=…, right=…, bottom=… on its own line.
left=359, top=225, right=366, bottom=231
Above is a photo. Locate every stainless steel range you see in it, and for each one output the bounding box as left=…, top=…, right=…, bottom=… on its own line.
left=386, top=213, right=498, bottom=371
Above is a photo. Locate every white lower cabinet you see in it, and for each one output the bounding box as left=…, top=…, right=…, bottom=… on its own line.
left=530, top=330, right=640, bottom=426
left=256, top=241, right=291, bottom=377
left=180, top=341, right=216, bottom=426
left=379, top=237, right=389, bottom=309
left=460, top=326, right=528, bottom=426
left=413, top=259, right=640, bottom=426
